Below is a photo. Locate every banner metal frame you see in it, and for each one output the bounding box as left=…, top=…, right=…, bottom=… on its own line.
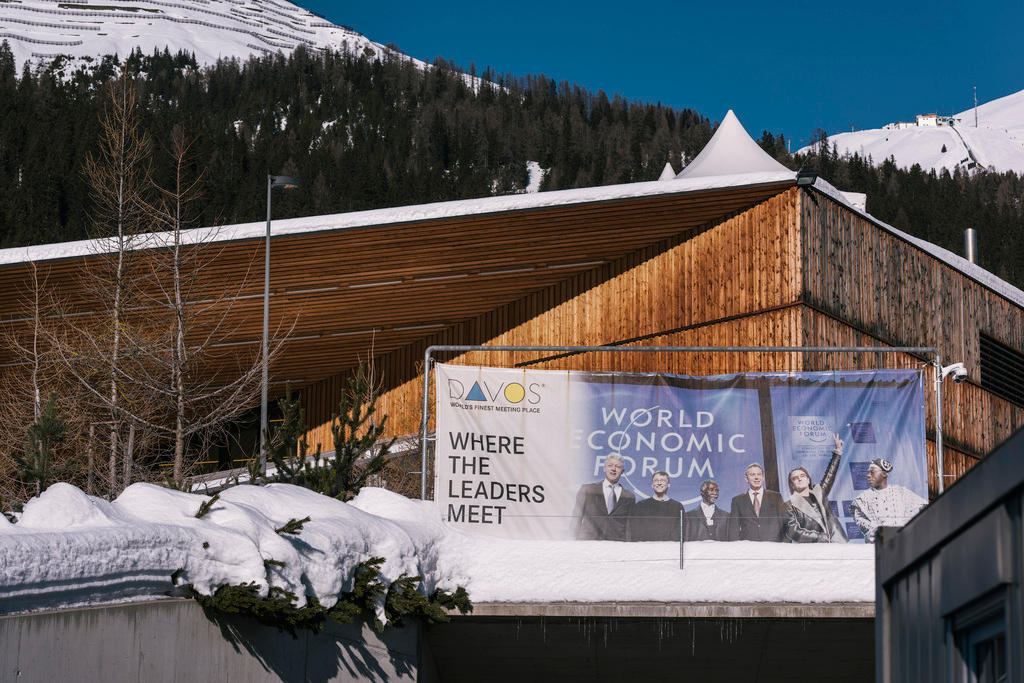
left=420, top=345, right=949, bottom=500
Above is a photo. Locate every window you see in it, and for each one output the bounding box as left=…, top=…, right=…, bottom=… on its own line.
left=979, top=334, right=1024, bottom=408
left=953, top=594, right=1008, bottom=683
left=960, top=618, right=1007, bottom=683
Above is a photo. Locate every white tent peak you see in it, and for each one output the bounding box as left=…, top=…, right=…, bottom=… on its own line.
left=676, top=110, right=791, bottom=179
left=658, top=161, right=676, bottom=181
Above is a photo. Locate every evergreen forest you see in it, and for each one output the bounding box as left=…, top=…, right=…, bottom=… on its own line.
left=1, top=40, right=1022, bottom=288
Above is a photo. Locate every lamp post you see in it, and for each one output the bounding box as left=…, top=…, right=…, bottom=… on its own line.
left=261, top=174, right=298, bottom=473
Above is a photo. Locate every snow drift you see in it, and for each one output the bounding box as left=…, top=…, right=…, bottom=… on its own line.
left=0, top=482, right=874, bottom=616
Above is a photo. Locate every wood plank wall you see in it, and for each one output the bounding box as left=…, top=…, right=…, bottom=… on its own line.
left=300, top=187, right=804, bottom=451
left=301, top=185, right=1023, bottom=498
left=799, top=189, right=1024, bottom=471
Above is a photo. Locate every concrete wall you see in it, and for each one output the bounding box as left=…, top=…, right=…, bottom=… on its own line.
left=0, top=598, right=875, bottom=682
left=0, top=598, right=422, bottom=682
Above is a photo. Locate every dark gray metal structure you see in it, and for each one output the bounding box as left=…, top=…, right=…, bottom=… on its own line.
left=876, top=427, right=1024, bottom=683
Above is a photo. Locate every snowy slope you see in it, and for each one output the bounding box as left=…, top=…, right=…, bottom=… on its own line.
left=799, top=89, right=1024, bottom=174
left=0, top=0, right=410, bottom=70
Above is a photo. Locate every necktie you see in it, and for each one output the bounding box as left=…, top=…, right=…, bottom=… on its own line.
left=605, top=485, right=616, bottom=514
left=753, top=491, right=761, bottom=517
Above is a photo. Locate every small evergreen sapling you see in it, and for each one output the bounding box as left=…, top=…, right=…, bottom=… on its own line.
left=12, top=392, right=68, bottom=495
left=265, top=387, right=307, bottom=478
left=265, top=363, right=393, bottom=501
left=325, top=363, right=394, bottom=500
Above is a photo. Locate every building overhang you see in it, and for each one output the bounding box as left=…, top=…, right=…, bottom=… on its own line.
left=0, top=177, right=796, bottom=396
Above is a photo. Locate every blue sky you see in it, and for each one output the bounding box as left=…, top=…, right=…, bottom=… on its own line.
left=308, top=0, right=1020, bottom=148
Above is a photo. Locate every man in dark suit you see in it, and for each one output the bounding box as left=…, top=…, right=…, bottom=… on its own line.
left=727, top=463, right=786, bottom=542
left=572, top=454, right=635, bottom=540
left=684, top=480, right=729, bottom=541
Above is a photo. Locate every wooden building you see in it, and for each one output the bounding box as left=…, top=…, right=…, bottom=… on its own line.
left=1, top=111, right=1022, bottom=496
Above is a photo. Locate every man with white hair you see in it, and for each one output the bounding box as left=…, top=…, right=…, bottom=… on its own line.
left=571, top=454, right=635, bottom=540
left=850, top=458, right=928, bottom=543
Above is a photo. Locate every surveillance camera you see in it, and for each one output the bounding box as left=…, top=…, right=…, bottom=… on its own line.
left=941, top=362, right=968, bottom=384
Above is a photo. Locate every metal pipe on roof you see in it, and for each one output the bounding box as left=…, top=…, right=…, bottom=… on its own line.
left=964, top=229, right=978, bottom=264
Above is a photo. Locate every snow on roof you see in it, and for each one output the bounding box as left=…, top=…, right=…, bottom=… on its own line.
left=676, top=110, right=791, bottom=179
left=0, top=170, right=796, bottom=266
left=840, top=191, right=867, bottom=212
left=0, top=482, right=873, bottom=614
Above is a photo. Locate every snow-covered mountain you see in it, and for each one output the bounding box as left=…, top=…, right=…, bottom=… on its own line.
left=799, top=89, right=1024, bottom=175
left=0, top=0, right=407, bottom=70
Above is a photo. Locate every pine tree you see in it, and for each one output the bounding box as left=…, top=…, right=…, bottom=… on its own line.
left=12, top=392, right=68, bottom=495
left=258, top=365, right=391, bottom=500
left=324, top=363, right=393, bottom=500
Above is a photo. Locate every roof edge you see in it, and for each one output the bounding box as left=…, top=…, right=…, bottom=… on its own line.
left=0, top=172, right=796, bottom=268
left=809, top=178, right=1024, bottom=309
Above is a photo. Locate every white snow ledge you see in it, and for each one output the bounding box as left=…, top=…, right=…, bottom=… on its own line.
left=0, top=482, right=875, bottom=615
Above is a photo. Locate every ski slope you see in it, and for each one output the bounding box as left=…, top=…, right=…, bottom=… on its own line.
left=0, top=0, right=409, bottom=70
left=800, top=89, right=1024, bottom=174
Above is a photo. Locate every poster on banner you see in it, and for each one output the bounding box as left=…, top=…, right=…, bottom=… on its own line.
left=434, top=364, right=926, bottom=543
left=766, top=371, right=927, bottom=542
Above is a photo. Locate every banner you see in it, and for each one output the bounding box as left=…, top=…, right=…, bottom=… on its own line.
left=435, top=364, right=926, bottom=542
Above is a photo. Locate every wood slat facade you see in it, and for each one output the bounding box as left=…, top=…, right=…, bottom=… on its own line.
left=301, top=187, right=802, bottom=447
left=2, top=179, right=1021, bottom=495
left=800, top=191, right=1024, bottom=469
left=0, top=181, right=792, bottom=393
left=300, top=185, right=1024, bottom=498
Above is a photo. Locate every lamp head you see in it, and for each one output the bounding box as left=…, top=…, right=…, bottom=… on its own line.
left=270, top=175, right=299, bottom=190
left=796, top=171, right=817, bottom=187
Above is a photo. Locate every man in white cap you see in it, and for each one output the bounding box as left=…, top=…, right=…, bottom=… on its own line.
left=850, top=458, right=928, bottom=543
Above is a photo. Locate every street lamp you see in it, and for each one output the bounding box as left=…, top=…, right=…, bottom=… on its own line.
left=261, top=174, right=298, bottom=473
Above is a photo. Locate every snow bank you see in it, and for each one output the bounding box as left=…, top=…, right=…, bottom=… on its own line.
left=0, top=481, right=875, bottom=615
left=445, top=535, right=873, bottom=604
left=0, top=482, right=459, bottom=617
